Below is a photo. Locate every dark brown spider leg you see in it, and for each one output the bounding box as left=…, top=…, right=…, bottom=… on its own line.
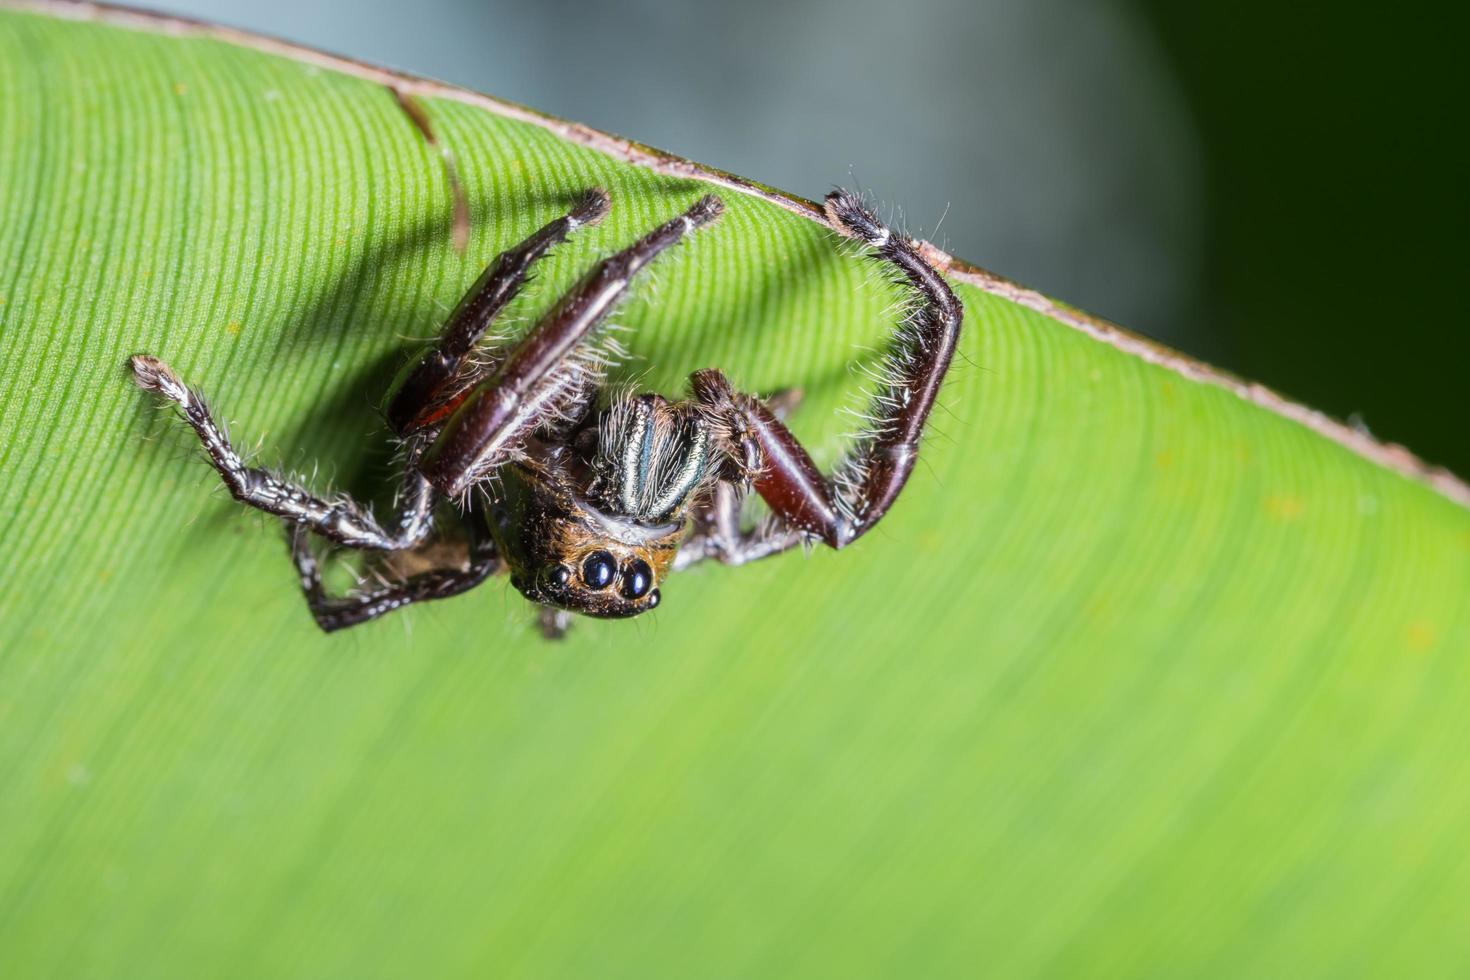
left=420, top=194, right=725, bottom=497
left=387, top=188, right=611, bottom=435
left=288, top=519, right=499, bottom=632
left=822, top=189, right=965, bottom=530
left=130, top=355, right=436, bottom=551
left=685, top=189, right=963, bottom=556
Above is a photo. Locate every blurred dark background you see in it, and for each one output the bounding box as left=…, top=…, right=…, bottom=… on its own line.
left=152, top=0, right=1468, bottom=477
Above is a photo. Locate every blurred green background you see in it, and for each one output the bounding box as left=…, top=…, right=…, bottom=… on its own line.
left=150, top=0, right=1468, bottom=478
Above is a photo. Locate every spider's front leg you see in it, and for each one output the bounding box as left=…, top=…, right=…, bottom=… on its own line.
left=685, top=189, right=964, bottom=563
left=387, top=187, right=611, bottom=434
left=418, top=194, right=725, bottom=497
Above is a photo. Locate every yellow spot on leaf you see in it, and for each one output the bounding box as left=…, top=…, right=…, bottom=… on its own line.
left=226, top=321, right=242, bottom=336
left=1154, top=450, right=1173, bottom=470
left=173, top=82, right=187, bottom=96
left=335, top=238, right=346, bottom=247
left=1405, top=621, right=1437, bottom=652
left=1264, top=494, right=1304, bottom=521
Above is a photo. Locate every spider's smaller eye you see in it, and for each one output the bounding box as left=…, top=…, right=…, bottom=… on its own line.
left=620, top=559, right=653, bottom=600
left=646, top=589, right=661, bottom=609
left=582, top=551, right=616, bottom=590
left=547, top=564, right=572, bottom=589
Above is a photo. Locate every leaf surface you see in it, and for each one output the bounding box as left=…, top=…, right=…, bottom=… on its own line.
left=1, top=7, right=1468, bottom=978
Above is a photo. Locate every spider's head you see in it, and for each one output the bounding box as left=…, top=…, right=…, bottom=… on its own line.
left=516, top=536, right=669, bottom=619
left=493, top=466, right=679, bottom=619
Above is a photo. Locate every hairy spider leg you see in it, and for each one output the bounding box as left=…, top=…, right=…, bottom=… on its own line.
left=672, top=479, right=806, bottom=569
left=288, top=518, right=499, bottom=632
left=128, top=354, right=438, bottom=551
left=419, top=194, right=725, bottom=498
left=387, top=188, right=611, bottom=435
left=683, top=189, right=963, bottom=563
left=126, top=193, right=617, bottom=554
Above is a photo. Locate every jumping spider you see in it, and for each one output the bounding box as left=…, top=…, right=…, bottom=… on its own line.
left=130, top=188, right=963, bottom=634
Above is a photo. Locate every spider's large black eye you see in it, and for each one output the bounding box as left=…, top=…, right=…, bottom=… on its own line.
left=620, top=559, right=653, bottom=600
left=582, top=551, right=616, bottom=590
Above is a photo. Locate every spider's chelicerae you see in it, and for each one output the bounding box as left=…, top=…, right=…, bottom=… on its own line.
left=130, top=188, right=963, bottom=635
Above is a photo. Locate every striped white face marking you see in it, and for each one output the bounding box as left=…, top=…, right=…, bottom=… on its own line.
left=618, top=397, right=653, bottom=515
left=647, top=427, right=709, bottom=520
left=600, top=395, right=713, bottom=524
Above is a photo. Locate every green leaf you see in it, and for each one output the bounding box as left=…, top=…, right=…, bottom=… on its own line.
left=2, top=6, right=1468, bottom=978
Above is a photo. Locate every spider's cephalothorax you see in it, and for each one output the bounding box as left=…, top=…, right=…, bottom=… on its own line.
left=491, top=393, right=716, bottom=618
left=129, top=186, right=963, bottom=635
